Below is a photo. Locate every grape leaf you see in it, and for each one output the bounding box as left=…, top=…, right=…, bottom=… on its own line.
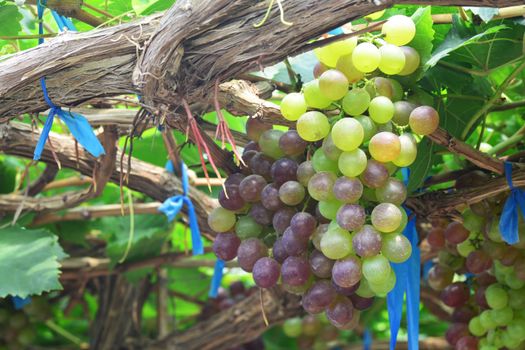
left=0, top=226, right=66, bottom=298
left=464, top=7, right=499, bottom=23
left=409, top=7, right=435, bottom=67
left=132, top=0, right=175, bottom=15
left=407, top=136, right=436, bottom=193
left=0, top=5, right=22, bottom=36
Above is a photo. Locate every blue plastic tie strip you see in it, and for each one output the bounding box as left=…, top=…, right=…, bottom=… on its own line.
left=209, top=259, right=225, bottom=298
left=12, top=296, right=32, bottom=310
left=499, top=161, right=525, bottom=245
left=159, top=161, right=204, bottom=256
left=34, top=1, right=104, bottom=161
left=387, top=167, right=420, bottom=350
left=363, top=328, right=372, bottom=350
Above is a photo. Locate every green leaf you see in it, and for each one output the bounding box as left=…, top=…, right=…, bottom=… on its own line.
left=0, top=5, right=22, bottom=36
left=0, top=226, right=66, bottom=297
left=407, top=138, right=436, bottom=193
left=409, top=7, right=435, bottom=67
left=465, top=7, right=499, bottom=22
left=132, top=0, right=174, bottom=15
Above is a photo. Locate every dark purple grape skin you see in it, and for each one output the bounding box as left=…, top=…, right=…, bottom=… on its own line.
left=290, top=212, right=317, bottom=240
left=333, top=177, right=363, bottom=203
left=252, top=257, right=281, bottom=288
left=261, top=184, right=284, bottom=211
left=271, top=158, right=299, bottom=186
left=249, top=153, right=274, bottom=180
left=242, top=150, right=258, bottom=169
left=237, top=238, right=268, bottom=272
left=466, top=250, right=493, bottom=274
left=336, top=204, right=366, bottom=231
left=239, top=175, right=267, bottom=202
left=302, top=280, right=337, bottom=314
left=279, top=130, right=308, bottom=156
left=441, top=282, right=470, bottom=308
left=225, top=173, right=246, bottom=186
left=218, top=185, right=246, bottom=211
left=332, top=281, right=360, bottom=296
left=309, top=249, right=334, bottom=279
left=352, top=225, right=382, bottom=258
left=272, top=238, right=289, bottom=263
left=273, top=207, right=297, bottom=234
left=349, top=294, right=374, bottom=311
left=282, top=227, right=309, bottom=256
left=332, top=256, right=362, bottom=289
left=213, top=233, right=241, bottom=261
left=281, top=256, right=311, bottom=286
left=297, top=161, right=316, bottom=187
left=243, top=141, right=260, bottom=154
left=326, top=297, right=355, bottom=328
left=452, top=305, right=476, bottom=323
left=249, top=202, right=273, bottom=226
left=360, top=160, right=389, bottom=189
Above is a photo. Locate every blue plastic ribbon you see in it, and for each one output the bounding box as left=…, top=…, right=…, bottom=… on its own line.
left=499, top=162, right=525, bottom=245
left=159, top=161, right=204, bottom=255
left=209, top=259, right=225, bottom=298
left=363, top=328, right=372, bottom=350
left=387, top=167, right=420, bottom=350
left=12, top=296, right=31, bottom=310
left=34, top=1, right=104, bottom=161
left=328, top=27, right=345, bottom=36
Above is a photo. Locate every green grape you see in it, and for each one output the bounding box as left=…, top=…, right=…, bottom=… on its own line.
left=369, top=132, right=401, bottom=163
left=509, top=288, right=525, bottom=309
left=363, top=254, right=392, bottom=284
left=505, top=271, right=525, bottom=290
left=378, top=44, right=406, bottom=75
left=336, top=54, right=365, bottom=83
left=366, top=77, right=393, bottom=99
left=388, top=79, right=404, bottom=102
left=369, top=268, right=396, bottom=296
left=352, top=42, right=381, bottom=73
left=208, top=207, right=236, bottom=232
left=398, top=46, right=421, bottom=75
left=322, top=133, right=343, bottom=161
left=409, top=106, right=440, bottom=135
left=331, top=118, right=364, bottom=151
left=462, top=208, right=484, bottom=233
left=382, top=15, right=416, bottom=46
left=371, top=203, right=402, bottom=233
left=281, top=92, right=307, bottom=121
left=314, top=37, right=358, bottom=67
left=235, top=216, right=263, bottom=239
left=342, top=88, right=371, bottom=116
left=486, top=284, right=508, bottom=310
left=469, top=317, right=486, bottom=337
left=354, top=115, right=378, bottom=142
left=318, top=200, right=343, bottom=220
left=493, top=306, right=513, bottom=326
left=303, top=80, right=332, bottom=109
left=393, top=133, right=417, bottom=167
left=319, top=69, right=349, bottom=100
left=480, top=310, right=498, bottom=330
left=507, top=318, right=525, bottom=341
left=259, top=129, right=285, bottom=159
left=356, top=278, right=375, bottom=298
left=384, top=162, right=398, bottom=175
left=392, top=101, right=416, bottom=126
left=338, top=149, right=367, bottom=177
left=312, top=148, right=339, bottom=173
left=368, top=96, right=395, bottom=124
left=457, top=239, right=476, bottom=257
left=377, top=121, right=393, bottom=133
left=487, top=220, right=504, bottom=242
left=297, top=111, right=331, bottom=141
left=381, top=233, right=412, bottom=263
left=283, top=317, right=303, bottom=337
left=320, top=226, right=353, bottom=259
left=398, top=207, right=408, bottom=231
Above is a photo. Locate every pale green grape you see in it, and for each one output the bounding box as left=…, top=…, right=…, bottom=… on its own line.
left=318, top=200, right=343, bottom=220
left=235, top=216, right=263, bottom=239
left=480, top=310, right=498, bottom=330
left=283, top=318, right=303, bottom=337
left=354, top=115, right=378, bottom=142
left=312, top=148, right=339, bottom=173
left=331, top=118, right=364, bottom=151
left=356, top=278, right=375, bottom=298
left=393, top=133, right=417, bottom=167
left=320, top=226, right=353, bottom=259
left=457, top=239, right=476, bottom=257
left=371, top=203, right=402, bottom=233
left=281, top=93, right=307, bottom=121
left=382, top=15, right=416, bottom=46
left=492, top=306, right=513, bottom=326
left=381, top=233, right=412, bottom=263
left=362, top=254, right=392, bottom=284
left=469, top=317, right=486, bottom=337
left=369, top=132, right=401, bottom=163
left=342, top=88, right=371, bottom=116
left=319, top=69, right=349, bottom=100
left=368, top=268, right=396, bottom=296
left=368, top=96, right=394, bottom=124
left=486, top=284, right=508, bottom=310
left=297, top=111, right=330, bottom=141
left=352, top=42, right=381, bottom=73
left=378, top=44, right=406, bottom=75
left=259, top=129, right=285, bottom=159
left=398, top=46, right=421, bottom=75
left=314, top=37, right=358, bottom=67
left=303, top=80, right=332, bottom=109
left=208, top=207, right=236, bottom=232
left=336, top=54, right=365, bottom=83
left=338, top=149, right=367, bottom=177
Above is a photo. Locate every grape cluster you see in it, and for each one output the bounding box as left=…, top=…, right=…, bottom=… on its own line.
left=210, top=14, right=440, bottom=329
left=425, top=172, right=525, bottom=350
left=282, top=314, right=343, bottom=349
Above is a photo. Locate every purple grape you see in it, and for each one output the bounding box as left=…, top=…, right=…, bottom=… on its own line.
left=336, top=204, right=366, bottom=231
left=290, top=212, right=317, bottom=240
left=302, top=280, right=337, bottom=314
left=246, top=118, right=271, bottom=142
left=333, top=176, right=363, bottom=203
left=349, top=294, right=374, bottom=310
left=218, top=184, right=246, bottom=211
left=239, top=175, right=267, bottom=202
left=249, top=153, right=274, bottom=180
left=272, top=238, right=289, bottom=263
left=261, top=184, right=284, bottom=211
left=281, top=256, right=311, bottom=286
left=282, top=227, right=309, bottom=256
left=237, top=238, right=268, bottom=272
left=441, top=282, right=470, bottom=308
left=249, top=202, right=273, bottom=226
left=326, top=297, right=355, bottom=328
left=243, top=141, right=260, bottom=153
left=360, top=160, right=389, bottom=189
left=297, top=161, right=316, bottom=187
left=279, top=181, right=306, bottom=206
left=352, top=225, right=382, bottom=258
left=271, top=158, right=299, bottom=186
left=253, top=257, right=281, bottom=288
left=332, top=256, right=362, bottom=288
left=273, top=207, right=297, bottom=234
left=279, top=130, right=308, bottom=156
left=333, top=281, right=360, bottom=296
left=309, top=249, right=334, bottom=279
left=225, top=173, right=246, bottom=187
left=242, top=150, right=258, bottom=168
left=213, top=233, right=241, bottom=261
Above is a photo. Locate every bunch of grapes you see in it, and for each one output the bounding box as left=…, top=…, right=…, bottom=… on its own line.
left=281, top=314, right=344, bottom=350
left=210, top=14, right=440, bottom=329
left=425, top=173, right=525, bottom=350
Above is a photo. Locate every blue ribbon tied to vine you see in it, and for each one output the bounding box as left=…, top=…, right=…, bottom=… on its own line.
left=386, top=167, right=420, bottom=350
left=498, top=161, right=525, bottom=245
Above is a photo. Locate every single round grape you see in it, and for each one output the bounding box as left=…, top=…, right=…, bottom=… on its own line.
left=362, top=255, right=391, bottom=284
left=246, top=117, right=272, bottom=142
left=353, top=225, right=382, bottom=258
left=466, top=250, right=493, bottom=274
left=382, top=15, right=416, bottom=46
left=445, top=323, right=470, bottom=347
left=297, top=161, right=316, bottom=187
left=378, top=44, right=406, bottom=75
left=318, top=200, right=343, bottom=220
left=322, top=133, right=343, bottom=161
left=375, top=178, right=407, bottom=205
left=218, top=184, right=246, bottom=211
left=336, top=54, right=364, bottom=83
left=444, top=222, right=470, bottom=244
left=312, top=224, right=329, bottom=251
left=338, top=149, right=367, bottom=178
left=279, top=181, right=305, bottom=206
left=320, top=226, right=353, bottom=260
left=326, top=297, right=355, bottom=328
left=281, top=256, right=311, bottom=286
left=253, top=257, right=281, bottom=288
left=308, top=171, right=337, bottom=201
left=388, top=79, right=404, bottom=102
left=273, top=207, right=297, bottom=234
left=213, top=233, right=241, bottom=261
left=381, top=233, right=411, bottom=263
left=332, top=256, right=362, bottom=288
left=291, top=212, right=317, bottom=240
left=260, top=183, right=284, bottom=211
left=354, top=115, right=378, bottom=142
left=281, top=93, right=308, bottom=121
left=486, top=284, right=508, bottom=310
left=336, top=204, right=366, bottom=231
left=350, top=294, right=374, bottom=311
left=312, top=148, right=339, bottom=173
left=235, top=215, right=263, bottom=239
left=427, top=264, right=454, bottom=291
left=249, top=152, right=273, bottom=180
left=393, top=133, right=417, bottom=167
left=360, top=160, right=389, bottom=188
left=392, top=101, right=416, bottom=126
left=259, top=129, right=285, bottom=159
left=279, top=130, right=308, bottom=156
left=314, top=37, right=358, bottom=67
left=366, top=77, right=393, bottom=99
left=368, top=269, right=397, bottom=296
left=224, top=173, right=245, bottom=186
left=303, top=80, right=332, bottom=109
left=271, top=158, right=299, bottom=186
left=371, top=203, right=402, bottom=233
left=356, top=278, right=375, bottom=298
left=297, top=111, right=331, bottom=142
left=283, top=318, right=302, bottom=338
left=333, top=280, right=360, bottom=296
left=441, top=282, right=470, bottom=308
left=313, top=61, right=328, bottom=78
left=342, top=88, right=371, bottom=116
left=249, top=202, right=273, bottom=226
left=452, top=305, right=476, bottom=324
left=333, top=176, right=363, bottom=203
left=398, top=46, right=420, bottom=75
left=319, top=69, right=349, bottom=101
left=468, top=317, right=486, bottom=337
left=369, top=132, right=401, bottom=163
left=409, top=106, right=440, bottom=135
left=492, top=306, right=513, bottom=326
left=331, top=118, right=364, bottom=151
left=282, top=227, right=308, bottom=256
left=302, top=280, right=337, bottom=314
left=237, top=238, right=268, bottom=272
left=309, top=249, right=334, bottom=278
left=352, top=42, right=380, bottom=73
left=456, top=336, right=479, bottom=350
left=208, top=207, right=236, bottom=233
left=427, top=227, right=445, bottom=249
left=272, top=237, right=289, bottom=263
left=368, top=96, right=395, bottom=124
left=239, top=174, right=267, bottom=202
